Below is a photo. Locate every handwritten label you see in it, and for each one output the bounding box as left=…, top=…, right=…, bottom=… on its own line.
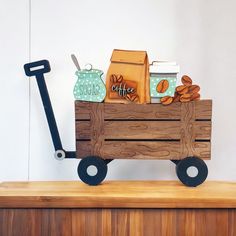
left=109, top=74, right=139, bottom=102
left=78, top=84, right=100, bottom=96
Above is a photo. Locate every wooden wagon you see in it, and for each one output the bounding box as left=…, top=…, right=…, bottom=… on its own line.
left=75, top=100, right=212, bottom=186
left=24, top=60, right=212, bottom=187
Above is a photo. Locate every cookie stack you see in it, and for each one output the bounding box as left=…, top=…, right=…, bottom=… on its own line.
left=160, top=75, right=201, bottom=105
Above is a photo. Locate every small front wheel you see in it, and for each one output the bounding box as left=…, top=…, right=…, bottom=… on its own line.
left=176, top=156, right=208, bottom=187
left=78, top=156, right=108, bottom=186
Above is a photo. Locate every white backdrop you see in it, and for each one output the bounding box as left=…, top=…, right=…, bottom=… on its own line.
left=1, top=0, right=236, bottom=182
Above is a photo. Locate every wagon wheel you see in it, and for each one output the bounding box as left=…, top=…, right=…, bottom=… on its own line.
left=176, top=156, right=208, bottom=187
left=78, top=156, right=108, bottom=186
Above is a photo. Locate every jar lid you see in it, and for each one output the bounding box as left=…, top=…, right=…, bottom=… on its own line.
left=75, top=64, right=103, bottom=77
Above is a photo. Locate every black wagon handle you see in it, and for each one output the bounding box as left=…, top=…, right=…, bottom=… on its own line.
left=23, top=60, right=76, bottom=160
left=24, top=60, right=51, bottom=77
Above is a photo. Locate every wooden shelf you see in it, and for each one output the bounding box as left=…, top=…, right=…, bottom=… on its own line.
left=0, top=180, right=236, bottom=208
left=1, top=181, right=236, bottom=235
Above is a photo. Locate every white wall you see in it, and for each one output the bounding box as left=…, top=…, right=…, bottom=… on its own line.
left=1, top=0, right=236, bottom=182
left=0, top=0, right=29, bottom=181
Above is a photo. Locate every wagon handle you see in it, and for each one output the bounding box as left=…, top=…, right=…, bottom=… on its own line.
left=24, top=60, right=76, bottom=159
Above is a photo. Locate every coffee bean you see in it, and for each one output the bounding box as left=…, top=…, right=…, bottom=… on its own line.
left=180, top=93, right=191, bottom=102
left=156, top=79, right=169, bottom=93
left=110, top=74, right=123, bottom=83
left=117, top=75, right=123, bottom=83
left=176, top=85, right=188, bottom=95
left=181, top=75, right=192, bottom=86
left=110, top=74, right=117, bottom=82
left=161, top=96, right=173, bottom=105
left=191, top=93, right=200, bottom=101
left=173, top=92, right=180, bottom=102
left=132, top=95, right=139, bottom=102
left=188, top=85, right=200, bottom=94
left=125, top=93, right=139, bottom=102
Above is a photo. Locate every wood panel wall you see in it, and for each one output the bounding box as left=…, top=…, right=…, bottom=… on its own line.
left=0, top=208, right=235, bottom=236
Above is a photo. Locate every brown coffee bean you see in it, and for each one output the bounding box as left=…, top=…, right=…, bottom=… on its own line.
left=156, top=79, right=169, bottom=93
left=132, top=95, right=139, bottom=102
left=173, top=92, right=180, bottom=102
left=129, top=94, right=139, bottom=102
left=188, top=85, right=200, bottom=94
left=125, top=93, right=139, bottom=102
left=110, top=74, right=123, bottom=83
left=110, top=74, right=117, bottom=82
left=161, top=96, right=173, bottom=105
left=176, top=85, right=188, bottom=95
left=125, top=93, right=132, bottom=101
left=180, top=93, right=191, bottom=102
left=174, top=92, right=179, bottom=98
left=191, top=93, right=200, bottom=101
left=181, top=75, right=192, bottom=86
left=117, top=75, right=123, bottom=83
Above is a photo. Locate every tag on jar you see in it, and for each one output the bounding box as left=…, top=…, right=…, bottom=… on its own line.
left=73, top=64, right=106, bottom=102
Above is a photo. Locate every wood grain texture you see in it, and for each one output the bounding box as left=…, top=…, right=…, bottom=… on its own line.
left=76, top=120, right=211, bottom=140
left=1, top=208, right=236, bottom=236
left=193, top=142, right=211, bottom=159
left=104, top=102, right=181, bottom=119
left=90, top=103, right=104, bottom=156
left=76, top=121, right=91, bottom=139
left=0, top=209, right=42, bottom=236
left=161, top=209, right=177, bottom=236
left=76, top=141, right=91, bottom=158
left=101, top=141, right=181, bottom=159
left=0, top=181, right=236, bottom=208
left=75, top=100, right=212, bottom=120
left=105, top=121, right=180, bottom=140
left=76, top=141, right=210, bottom=160
left=75, top=100, right=212, bottom=160
left=195, top=121, right=211, bottom=139
left=180, top=102, right=196, bottom=157
left=195, top=99, right=212, bottom=119
left=75, top=101, right=91, bottom=120
left=41, top=209, right=72, bottom=236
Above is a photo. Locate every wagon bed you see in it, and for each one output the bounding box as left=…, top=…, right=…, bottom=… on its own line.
left=75, top=100, right=212, bottom=160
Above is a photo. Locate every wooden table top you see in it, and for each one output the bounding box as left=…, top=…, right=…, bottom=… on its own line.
left=0, top=181, right=235, bottom=208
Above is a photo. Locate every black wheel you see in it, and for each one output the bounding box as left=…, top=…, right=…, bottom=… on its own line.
left=78, top=156, right=108, bottom=186
left=176, top=156, right=208, bottom=187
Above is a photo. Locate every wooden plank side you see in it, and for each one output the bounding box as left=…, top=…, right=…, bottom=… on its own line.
left=104, top=102, right=181, bottom=119
left=76, top=121, right=91, bottom=139
left=75, top=101, right=91, bottom=120
left=104, top=121, right=181, bottom=139
left=76, top=142, right=91, bottom=158
left=75, top=120, right=211, bottom=140
left=193, top=142, right=211, bottom=159
left=100, top=141, right=181, bottom=159
left=74, top=100, right=212, bottom=120
left=180, top=102, right=196, bottom=157
left=90, top=103, right=104, bottom=156
left=76, top=141, right=210, bottom=159
left=195, top=100, right=212, bottom=119
left=195, top=121, right=212, bottom=140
